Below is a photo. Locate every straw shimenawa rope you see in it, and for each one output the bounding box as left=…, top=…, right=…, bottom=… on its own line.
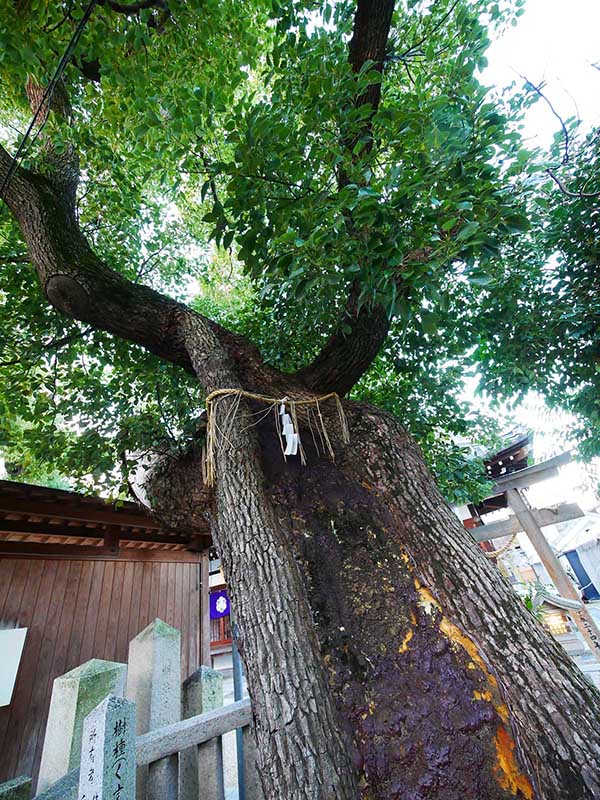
left=202, top=389, right=350, bottom=486
left=482, top=531, right=518, bottom=559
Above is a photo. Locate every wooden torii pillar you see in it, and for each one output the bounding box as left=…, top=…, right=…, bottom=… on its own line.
left=487, top=453, right=600, bottom=663
left=200, top=549, right=212, bottom=667
left=188, top=535, right=212, bottom=668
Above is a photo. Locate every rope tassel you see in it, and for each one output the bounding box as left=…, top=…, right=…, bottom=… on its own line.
left=202, top=389, right=350, bottom=487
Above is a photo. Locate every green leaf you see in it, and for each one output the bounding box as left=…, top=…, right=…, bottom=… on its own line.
left=420, top=311, right=439, bottom=335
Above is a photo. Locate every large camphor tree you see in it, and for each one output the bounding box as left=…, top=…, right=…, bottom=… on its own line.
left=1, top=1, right=599, bottom=797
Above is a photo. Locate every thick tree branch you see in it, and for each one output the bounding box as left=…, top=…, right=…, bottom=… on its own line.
left=295, top=290, right=390, bottom=397
left=295, top=245, right=432, bottom=395
left=100, top=0, right=168, bottom=14
left=293, top=0, right=396, bottom=395
left=348, top=0, right=395, bottom=114
left=1, top=64, right=297, bottom=399
left=0, top=143, right=285, bottom=393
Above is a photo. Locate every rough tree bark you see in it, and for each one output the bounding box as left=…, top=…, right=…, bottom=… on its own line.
left=2, top=2, right=600, bottom=798
left=147, top=390, right=600, bottom=800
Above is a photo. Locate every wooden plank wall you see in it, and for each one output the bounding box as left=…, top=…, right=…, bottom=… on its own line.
left=0, top=557, right=201, bottom=785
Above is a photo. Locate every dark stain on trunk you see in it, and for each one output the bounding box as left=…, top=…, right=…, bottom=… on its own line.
left=260, top=417, right=534, bottom=800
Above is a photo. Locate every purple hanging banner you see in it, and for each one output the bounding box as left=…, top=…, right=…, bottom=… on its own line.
left=210, top=589, right=230, bottom=619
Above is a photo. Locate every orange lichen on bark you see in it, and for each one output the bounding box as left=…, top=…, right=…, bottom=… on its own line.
left=414, top=579, right=441, bottom=614
left=438, top=617, right=497, bottom=688
left=414, top=579, right=534, bottom=798
left=415, top=578, right=497, bottom=684
left=398, top=627, right=413, bottom=653
left=494, top=726, right=534, bottom=799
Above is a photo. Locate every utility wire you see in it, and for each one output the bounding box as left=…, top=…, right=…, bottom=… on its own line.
left=0, top=0, right=99, bottom=200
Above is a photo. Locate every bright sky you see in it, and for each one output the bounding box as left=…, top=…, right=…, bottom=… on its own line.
left=485, top=0, right=600, bottom=144
left=470, top=0, right=600, bottom=511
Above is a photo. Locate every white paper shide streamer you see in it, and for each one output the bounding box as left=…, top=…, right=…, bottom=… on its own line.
left=279, top=402, right=299, bottom=456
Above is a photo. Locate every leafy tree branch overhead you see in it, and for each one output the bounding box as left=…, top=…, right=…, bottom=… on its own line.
left=2, top=2, right=600, bottom=798
left=1, top=0, right=524, bottom=497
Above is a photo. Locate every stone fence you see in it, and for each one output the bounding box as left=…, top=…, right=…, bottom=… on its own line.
left=0, top=619, right=262, bottom=800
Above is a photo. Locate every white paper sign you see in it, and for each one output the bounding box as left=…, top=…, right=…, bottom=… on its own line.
left=0, top=628, right=27, bottom=707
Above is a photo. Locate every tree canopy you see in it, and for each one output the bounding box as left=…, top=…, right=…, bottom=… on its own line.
left=474, top=117, right=600, bottom=460
left=1, top=0, right=596, bottom=502
left=3, top=6, right=600, bottom=797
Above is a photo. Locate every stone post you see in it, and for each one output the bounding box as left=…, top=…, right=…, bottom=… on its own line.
left=0, top=776, right=31, bottom=800
left=242, top=726, right=265, bottom=800
left=125, top=619, right=181, bottom=800
left=37, top=659, right=127, bottom=793
left=34, top=770, right=78, bottom=800
left=77, top=695, right=136, bottom=800
left=180, top=667, right=224, bottom=800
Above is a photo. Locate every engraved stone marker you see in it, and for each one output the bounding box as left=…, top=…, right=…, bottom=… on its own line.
left=77, top=695, right=136, bottom=800
left=38, top=659, right=127, bottom=793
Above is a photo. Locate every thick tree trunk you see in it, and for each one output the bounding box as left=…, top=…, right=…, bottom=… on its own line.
left=152, top=393, right=600, bottom=800
left=145, top=386, right=600, bottom=800
left=177, top=318, right=361, bottom=798
left=281, top=404, right=600, bottom=799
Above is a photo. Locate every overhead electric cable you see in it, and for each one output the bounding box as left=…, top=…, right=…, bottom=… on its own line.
left=0, top=0, right=99, bottom=200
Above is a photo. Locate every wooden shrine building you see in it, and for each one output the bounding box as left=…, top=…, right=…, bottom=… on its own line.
left=0, top=479, right=214, bottom=786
